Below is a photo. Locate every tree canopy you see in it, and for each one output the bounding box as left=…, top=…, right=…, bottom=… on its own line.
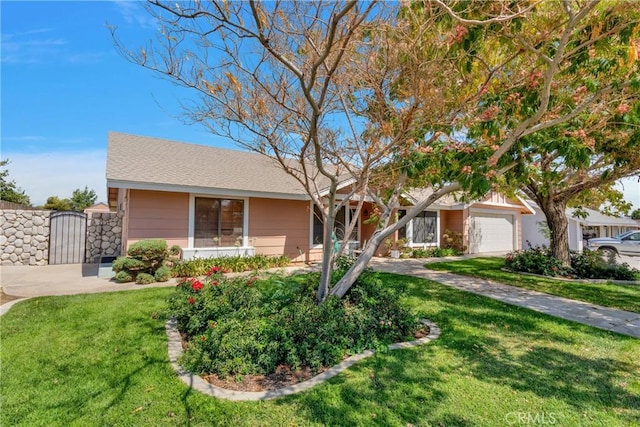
left=41, top=187, right=98, bottom=212
left=114, top=0, right=640, bottom=298
left=0, top=159, right=31, bottom=206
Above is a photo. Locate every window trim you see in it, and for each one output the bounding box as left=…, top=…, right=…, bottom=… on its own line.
left=399, top=208, right=440, bottom=247
left=309, top=201, right=361, bottom=249
left=188, top=194, right=250, bottom=249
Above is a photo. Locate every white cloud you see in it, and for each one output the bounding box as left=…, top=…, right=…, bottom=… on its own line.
left=616, top=176, right=640, bottom=212
left=3, top=150, right=107, bottom=206
left=111, top=0, right=157, bottom=29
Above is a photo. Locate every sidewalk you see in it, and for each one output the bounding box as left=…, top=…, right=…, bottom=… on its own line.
left=370, top=258, right=640, bottom=339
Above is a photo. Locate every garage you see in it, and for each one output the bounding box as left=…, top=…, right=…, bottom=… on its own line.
left=469, top=212, right=515, bottom=253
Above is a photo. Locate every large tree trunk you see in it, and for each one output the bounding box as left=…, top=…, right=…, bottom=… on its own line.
left=538, top=198, right=571, bottom=265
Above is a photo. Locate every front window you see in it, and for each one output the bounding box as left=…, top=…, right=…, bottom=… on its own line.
left=312, top=204, right=359, bottom=245
left=399, top=210, right=437, bottom=244
left=194, top=197, right=244, bottom=248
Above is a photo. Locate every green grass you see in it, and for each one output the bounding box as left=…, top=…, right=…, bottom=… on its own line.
left=1, top=275, right=639, bottom=426
left=426, top=257, right=640, bottom=313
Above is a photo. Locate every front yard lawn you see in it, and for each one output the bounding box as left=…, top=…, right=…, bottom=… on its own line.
left=427, top=257, right=640, bottom=313
left=1, top=273, right=639, bottom=426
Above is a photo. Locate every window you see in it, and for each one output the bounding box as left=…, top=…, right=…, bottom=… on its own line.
left=194, top=197, right=244, bottom=248
left=312, top=204, right=359, bottom=245
left=399, top=210, right=437, bottom=244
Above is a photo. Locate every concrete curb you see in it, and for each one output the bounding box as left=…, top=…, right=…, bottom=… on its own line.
left=0, top=297, right=30, bottom=317
left=166, top=318, right=441, bottom=401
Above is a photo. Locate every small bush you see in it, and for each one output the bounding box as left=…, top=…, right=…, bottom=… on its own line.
left=114, top=271, right=133, bottom=283
left=506, top=247, right=639, bottom=280
left=127, top=239, right=168, bottom=263
left=169, top=245, right=182, bottom=257
left=135, top=273, right=155, bottom=285
left=505, top=246, right=571, bottom=277
left=154, top=266, right=172, bottom=282
left=571, top=250, right=638, bottom=281
left=113, top=239, right=171, bottom=282
left=171, top=255, right=290, bottom=277
left=112, top=256, right=146, bottom=273
left=441, top=229, right=466, bottom=253
left=411, top=247, right=461, bottom=258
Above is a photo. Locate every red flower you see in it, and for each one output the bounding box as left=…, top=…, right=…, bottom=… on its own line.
left=191, top=280, right=204, bottom=291
left=206, top=266, right=221, bottom=276
left=201, top=335, right=206, bottom=341
left=188, top=297, right=195, bottom=305
left=211, top=280, right=219, bottom=286
left=209, top=321, right=217, bottom=328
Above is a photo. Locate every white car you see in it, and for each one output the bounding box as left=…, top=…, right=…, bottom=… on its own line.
left=587, top=231, right=640, bottom=257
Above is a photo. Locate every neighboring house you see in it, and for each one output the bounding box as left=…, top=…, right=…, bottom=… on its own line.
left=83, top=202, right=110, bottom=214
left=106, top=132, right=533, bottom=261
left=521, top=201, right=640, bottom=252
left=401, top=189, right=534, bottom=254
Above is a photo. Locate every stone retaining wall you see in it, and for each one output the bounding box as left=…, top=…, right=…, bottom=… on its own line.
left=86, top=212, right=123, bottom=263
left=0, top=209, right=123, bottom=266
left=0, top=210, right=51, bottom=265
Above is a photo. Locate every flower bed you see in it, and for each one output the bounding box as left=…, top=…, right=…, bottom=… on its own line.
left=166, top=266, right=421, bottom=380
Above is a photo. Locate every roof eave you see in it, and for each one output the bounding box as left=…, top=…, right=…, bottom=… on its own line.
left=106, top=179, right=311, bottom=201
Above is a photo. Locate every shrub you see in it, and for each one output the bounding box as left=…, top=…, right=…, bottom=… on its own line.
left=571, top=250, right=638, bottom=281
left=112, top=256, right=146, bottom=273
left=154, top=266, right=172, bottom=282
left=171, top=255, right=290, bottom=277
left=411, top=247, right=461, bottom=258
left=505, top=246, right=571, bottom=277
left=506, top=247, right=639, bottom=280
left=441, top=229, right=466, bottom=253
left=169, top=245, right=182, bottom=257
left=135, top=273, right=155, bottom=285
left=114, top=271, right=133, bottom=283
left=166, top=269, right=419, bottom=378
left=112, top=239, right=171, bottom=283
left=127, top=239, right=168, bottom=264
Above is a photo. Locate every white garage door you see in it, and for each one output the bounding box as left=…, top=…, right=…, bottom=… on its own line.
left=469, top=212, right=514, bottom=253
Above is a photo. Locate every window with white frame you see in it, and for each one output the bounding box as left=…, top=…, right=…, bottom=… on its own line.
left=312, top=204, right=359, bottom=245
left=194, top=197, right=244, bottom=248
left=398, top=210, right=437, bottom=244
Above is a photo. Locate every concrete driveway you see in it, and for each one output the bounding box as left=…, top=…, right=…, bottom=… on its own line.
left=619, top=254, right=640, bottom=270
left=0, top=263, right=176, bottom=298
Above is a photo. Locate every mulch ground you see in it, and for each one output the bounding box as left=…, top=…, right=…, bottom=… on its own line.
left=204, top=365, right=319, bottom=392
left=0, top=289, right=23, bottom=305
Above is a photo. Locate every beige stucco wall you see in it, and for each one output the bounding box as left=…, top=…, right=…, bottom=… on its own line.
left=126, top=190, right=189, bottom=249
left=248, top=198, right=320, bottom=262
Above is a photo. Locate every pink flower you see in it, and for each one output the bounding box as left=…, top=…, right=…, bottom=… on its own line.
left=211, top=280, right=219, bottom=287
left=617, top=103, right=631, bottom=114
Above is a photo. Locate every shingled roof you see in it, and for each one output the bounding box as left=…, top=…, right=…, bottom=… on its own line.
left=106, top=132, right=345, bottom=200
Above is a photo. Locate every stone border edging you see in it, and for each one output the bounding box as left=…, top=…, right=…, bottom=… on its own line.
left=501, top=268, right=640, bottom=285
left=166, top=318, right=440, bottom=401
left=0, top=297, right=29, bottom=317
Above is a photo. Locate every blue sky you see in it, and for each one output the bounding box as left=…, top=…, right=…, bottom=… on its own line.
left=1, top=0, right=233, bottom=205
left=1, top=1, right=639, bottom=210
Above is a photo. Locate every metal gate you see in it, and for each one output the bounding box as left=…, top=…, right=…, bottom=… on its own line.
left=49, top=211, right=87, bottom=264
